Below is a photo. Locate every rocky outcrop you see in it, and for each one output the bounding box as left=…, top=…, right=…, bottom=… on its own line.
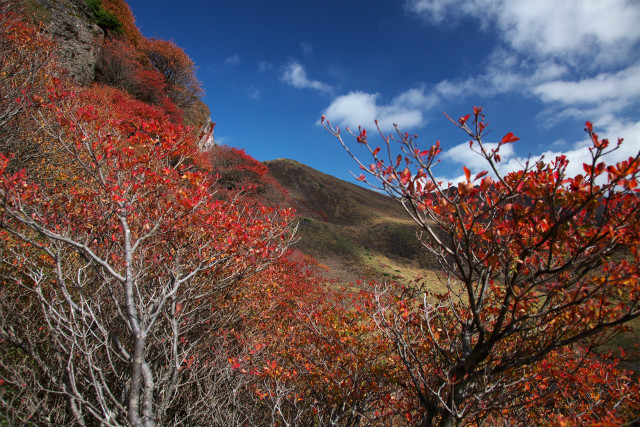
left=34, top=0, right=103, bottom=84
left=197, top=117, right=216, bottom=150
left=28, top=0, right=216, bottom=141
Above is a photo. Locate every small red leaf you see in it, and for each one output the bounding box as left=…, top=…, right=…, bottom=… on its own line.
left=585, top=121, right=593, bottom=132
left=501, top=132, right=520, bottom=144
left=475, top=170, right=488, bottom=180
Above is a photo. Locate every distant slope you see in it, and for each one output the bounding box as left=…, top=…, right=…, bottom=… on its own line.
left=265, top=159, right=439, bottom=286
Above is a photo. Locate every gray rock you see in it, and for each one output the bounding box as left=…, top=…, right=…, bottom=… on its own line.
left=37, top=0, right=103, bottom=85
left=197, top=117, right=216, bottom=150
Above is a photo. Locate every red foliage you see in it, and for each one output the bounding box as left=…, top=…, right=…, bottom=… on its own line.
left=95, top=38, right=183, bottom=124
left=325, top=108, right=640, bottom=426
left=8, top=3, right=639, bottom=425
left=0, top=71, right=297, bottom=425
left=101, top=0, right=142, bottom=46
left=229, top=257, right=394, bottom=426
left=142, top=38, right=203, bottom=110
left=0, top=0, right=57, bottom=167
left=95, top=38, right=141, bottom=89
left=512, top=348, right=640, bottom=426
left=208, top=145, right=289, bottom=204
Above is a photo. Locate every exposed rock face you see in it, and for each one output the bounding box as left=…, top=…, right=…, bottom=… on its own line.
left=36, top=0, right=103, bottom=84
left=28, top=0, right=216, bottom=142
left=197, top=117, right=216, bottom=150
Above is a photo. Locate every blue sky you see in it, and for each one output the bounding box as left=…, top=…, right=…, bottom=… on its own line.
left=127, top=0, right=640, bottom=186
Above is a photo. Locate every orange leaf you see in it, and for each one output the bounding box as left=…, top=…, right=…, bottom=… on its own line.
left=463, top=166, right=471, bottom=183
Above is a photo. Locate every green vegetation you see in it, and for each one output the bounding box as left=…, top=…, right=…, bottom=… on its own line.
left=85, top=0, right=122, bottom=34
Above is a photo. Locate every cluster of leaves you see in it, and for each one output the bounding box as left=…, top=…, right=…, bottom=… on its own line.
left=85, top=1, right=205, bottom=127
left=208, top=145, right=289, bottom=204
left=0, top=0, right=56, bottom=171
left=142, top=38, right=204, bottom=114
left=0, top=73, right=301, bottom=424
left=101, top=0, right=142, bottom=45
left=86, top=0, right=123, bottom=35
left=0, top=7, right=300, bottom=425
left=95, top=38, right=184, bottom=124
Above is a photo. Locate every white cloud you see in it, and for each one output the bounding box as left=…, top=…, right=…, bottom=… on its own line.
left=392, top=84, right=439, bottom=110
left=403, top=0, right=640, bottom=183
left=441, top=142, right=515, bottom=172
left=496, top=1, right=640, bottom=64
left=533, top=64, right=640, bottom=105
left=598, top=119, right=640, bottom=161
left=531, top=63, right=640, bottom=127
left=322, top=86, right=438, bottom=132
left=437, top=119, right=640, bottom=183
left=282, top=61, right=332, bottom=93
left=323, top=92, right=388, bottom=129
left=430, top=51, right=640, bottom=128
left=407, top=0, right=467, bottom=24
left=406, top=0, right=640, bottom=64
left=433, top=48, right=569, bottom=99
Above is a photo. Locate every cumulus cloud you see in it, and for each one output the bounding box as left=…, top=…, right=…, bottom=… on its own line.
left=322, top=86, right=438, bottom=132
left=405, top=0, right=640, bottom=128
left=496, top=1, right=640, bottom=64
left=392, top=85, right=439, bottom=110
left=531, top=62, right=640, bottom=127
left=533, top=64, right=640, bottom=105
left=281, top=61, right=332, bottom=93
left=403, top=0, right=640, bottom=183
left=598, top=119, right=640, bottom=161
left=433, top=48, right=570, bottom=101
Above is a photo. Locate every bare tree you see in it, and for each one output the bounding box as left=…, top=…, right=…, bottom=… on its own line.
left=0, top=78, right=296, bottom=426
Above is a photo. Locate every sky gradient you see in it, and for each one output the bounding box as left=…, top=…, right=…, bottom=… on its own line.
left=127, top=0, right=640, bottom=186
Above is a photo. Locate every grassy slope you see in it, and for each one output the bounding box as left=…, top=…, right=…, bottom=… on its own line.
left=266, top=158, right=441, bottom=288
left=266, top=159, right=640, bottom=371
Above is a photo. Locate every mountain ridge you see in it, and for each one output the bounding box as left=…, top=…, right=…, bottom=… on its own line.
left=265, top=158, right=439, bottom=286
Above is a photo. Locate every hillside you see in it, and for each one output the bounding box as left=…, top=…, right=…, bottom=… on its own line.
left=20, top=0, right=436, bottom=287
left=266, top=158, right=440, bottom=285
